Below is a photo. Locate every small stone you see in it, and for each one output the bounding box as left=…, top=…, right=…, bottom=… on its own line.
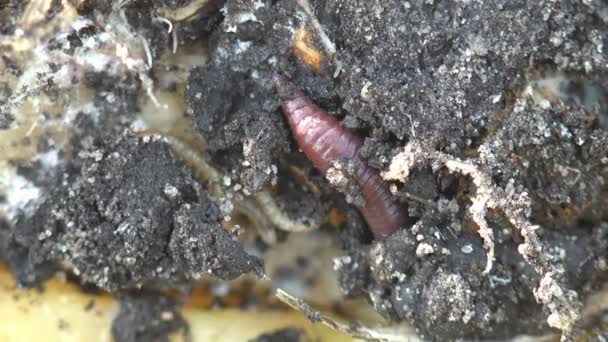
left=416, top=243, right=434, bottom=257
left=160, top=311, right=174, bottom=321
left=163, top=184, right=179, bottom=198
left=360, top=82, right=372, bottom=101
left=461, top=244, right=474, bottom=254
left=223, top=176, right=231, bottom=186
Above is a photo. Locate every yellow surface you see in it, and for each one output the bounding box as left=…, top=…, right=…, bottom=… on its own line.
left=184, top=308, right=354, bottom=342
left=0, top=267, right=116, bottom=342
left=0, top=266, right=357, bottom=342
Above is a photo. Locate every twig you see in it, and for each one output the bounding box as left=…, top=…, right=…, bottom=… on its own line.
left=275, top=289, right=418, bottom=342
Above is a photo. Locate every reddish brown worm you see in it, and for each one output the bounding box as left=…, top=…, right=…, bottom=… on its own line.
left=273, top=75, right=412, bottom=238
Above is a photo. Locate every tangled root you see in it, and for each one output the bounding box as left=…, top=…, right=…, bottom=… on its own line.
left=383, top=141, right=582, bottom=341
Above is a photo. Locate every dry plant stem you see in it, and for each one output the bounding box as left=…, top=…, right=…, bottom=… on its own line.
left=275, top=289, right=415, bottom=342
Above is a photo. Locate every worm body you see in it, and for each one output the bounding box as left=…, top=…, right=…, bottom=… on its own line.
left=273, top=75, right=411, bottom=238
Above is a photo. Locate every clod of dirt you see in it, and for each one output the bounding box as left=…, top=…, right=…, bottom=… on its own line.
left=480, top=99, right=608, bottom=227
left=122, top=1, right=171, bottom=61
left=170, top=202, right=264, bottom=280
left=333, top=241, right=370, bottom=298
left=6, top=118, right=262, bottom=290
left=112, top=290, right=187, bottom=342
left=323, top=0, right=607, bottom=161
left=185, top=63, right=289, bottom=193
left=356, top=216, right=547, bottom=340
left=185, top=0, right=338, bottom=194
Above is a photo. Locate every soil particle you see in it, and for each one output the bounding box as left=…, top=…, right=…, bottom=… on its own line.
left=112, top=290, right=187, bottom=342
left=334, top=246, right=369, bottom=298
left=368, top=224, right=549, bottom=340
left=82, top=71, right=141, bottom=116
left=367, top=228, right=417, bottom=285
left=248, top=328, right=304, bottom=342
left=0, top=112, right=15, bottom=130
left=175, top=12, right=225, bottom=45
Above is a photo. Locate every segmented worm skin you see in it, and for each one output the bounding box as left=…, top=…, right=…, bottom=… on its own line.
left=273, top=75, right=411, bottom=238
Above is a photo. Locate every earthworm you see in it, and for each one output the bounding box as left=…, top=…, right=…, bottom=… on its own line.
left=273, top=75, right=412, bottom=238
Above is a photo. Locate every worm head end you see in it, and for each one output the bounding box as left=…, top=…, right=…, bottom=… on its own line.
left=272, top=74, right=301, bottom=101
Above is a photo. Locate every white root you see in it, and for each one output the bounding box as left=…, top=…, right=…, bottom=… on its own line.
left=155, top=16, right=174, bottom=33
left=172, top=24, right=178, bottom=54
left=440, top=157, right=496, bottom=275
left=140, top=35, right=153, bottom=70
left=383, top=141, right=583, bottom=340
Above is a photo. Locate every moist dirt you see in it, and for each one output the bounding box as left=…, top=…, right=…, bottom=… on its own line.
left=1, top=0, right=606, bottom=340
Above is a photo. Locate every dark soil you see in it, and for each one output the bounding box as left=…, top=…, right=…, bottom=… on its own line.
left=0, top=1, right=26, bottom=35
left=112, top=290, right=187, bottom=342
left=248, top=328, right=304, bottom=342
left=185, top=1, right=608, bottom=339
left=0, top=112, right=14, bottom=129
left=1, top=0, right=606, bottom=341
left=5, top=113, right=262, bottom=290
